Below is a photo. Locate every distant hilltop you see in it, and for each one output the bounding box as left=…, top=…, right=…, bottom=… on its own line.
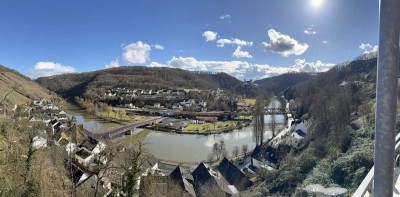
left=36, top=66, right=260, bottom=99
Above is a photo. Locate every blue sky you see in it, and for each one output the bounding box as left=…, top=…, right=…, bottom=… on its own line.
left=0, top=0, right=379, bottom=80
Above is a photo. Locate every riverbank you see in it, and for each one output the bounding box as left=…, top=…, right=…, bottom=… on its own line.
left=68, top=100, right=150, bottom=125
left=182, top=121, right=250, bottom=134
left=113, top=129, right=152, bottom=144
left=146, top=121, right=251, bottom=135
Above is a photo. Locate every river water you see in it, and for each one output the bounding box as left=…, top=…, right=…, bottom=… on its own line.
left=65, top=99, right=284, bottom=163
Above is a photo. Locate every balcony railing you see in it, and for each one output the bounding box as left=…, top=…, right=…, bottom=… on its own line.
left=353, top=133, right=400, bottom=197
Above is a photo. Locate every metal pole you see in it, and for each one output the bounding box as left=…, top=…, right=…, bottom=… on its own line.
left=374, top=0, right=400, bottom=196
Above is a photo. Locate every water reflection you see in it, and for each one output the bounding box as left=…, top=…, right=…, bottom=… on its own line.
left=144, top=127, right=272, bottom=162
left=65, top=103, right=120, bottom=132
left=65, top=102, right=286, bottom=162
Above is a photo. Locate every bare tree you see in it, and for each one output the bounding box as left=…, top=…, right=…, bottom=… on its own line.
left=207, top=153, right=214, bottom=165
left=242, top=144, right=248, bottom=157
left=232, top=146, right=239, bottom=160
left=0, top=87, right=16, bottom=106
left=212, top=142, right=221, bottom=160
left=93, top=143, right=117, bottom=197
left=270, top=101, right=277, bottom=138
left=212, top=140, right=227, bottom=161
left=359, top=101, right=373, bottom=125
left=252, top=97, right=265, bottom=146
left=122, top=140, right=147, bottom=196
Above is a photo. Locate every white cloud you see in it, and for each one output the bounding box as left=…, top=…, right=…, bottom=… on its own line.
left=146, top=56, right=333, bottom=80
left=359, top=43, right=378, bottom=54
left=202, top=31, right=218, bottom=42
left=322, top=40, right=329, bottom=44
left=292, top=59, right=335, bottom=73
left=203, top=31, right=253, bottom=58
left=122, top=41, right=152, bottom=64
left=216, top=38, right=253, bottom=47
left=220, top=14, right=231, bottom=21
left=147, top=62, right=165, bottom=68
left=153, top=44, right=164, bottom=50
left=304, top=25, right=317, bottom=35
left=232, top=46, right=253, bottom=58
left=27, top=61, right=76, bottom=79
left=262, top=29, right=309, bottom=57
left=105, top=59, right=120, bottom=69
left=167, top=56, right=208, bottom=71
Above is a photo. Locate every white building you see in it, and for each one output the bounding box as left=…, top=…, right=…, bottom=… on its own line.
left=33, top=136, right=47, bottom=149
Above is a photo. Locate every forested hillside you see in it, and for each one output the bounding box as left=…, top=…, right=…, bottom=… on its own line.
left=36, top=66, right=260, bottom=99
left=256, top=58, right=381, bottom=195
left=254, top=72, right=315, bottom=95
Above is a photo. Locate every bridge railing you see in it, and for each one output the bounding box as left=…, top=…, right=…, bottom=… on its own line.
left=80, top=117, right=165, bottom=140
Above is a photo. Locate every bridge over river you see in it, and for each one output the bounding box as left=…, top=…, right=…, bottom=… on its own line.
left=264, top=108, right=290, bottom=115
left=81, top=116, right=164, bottom=140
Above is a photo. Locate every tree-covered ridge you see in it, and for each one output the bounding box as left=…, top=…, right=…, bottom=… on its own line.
left=36, top=66, right=260, bottom=99
left=254, top=72, right=315, bottom=95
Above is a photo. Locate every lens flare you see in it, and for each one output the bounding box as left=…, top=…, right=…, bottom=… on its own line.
left=311, top=0, right=323, bottom=9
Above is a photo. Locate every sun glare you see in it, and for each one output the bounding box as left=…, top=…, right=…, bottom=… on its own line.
left=311, top=0, right=323, bottom=9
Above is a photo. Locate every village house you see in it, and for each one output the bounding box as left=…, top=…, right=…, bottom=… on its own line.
left=192, top=162, right=238, bottom=196
left=153, top=103, right=161, bottom=108
left=180, top=99, right=195, bottom=107
left=42, top=103, right=59, bottom=110
left=66, top=142, right=78, bottom=155
left=69, top=137, right=107, bottom=167
left=123, top=103, right=135, bottom=108
left=289, top=120, right=308, bottom=148
left=48, top=118, right=64, bottom=135
left=172, top=103, right=184, bottom=110
left=77, top=174, right=113, bottom=197
left=33, top=134, right=47, bottom=150
left=75, top=148, right=94, bottom=167
left=290, top=129, right=306, bottom=147
left=33, top=100, right=43, bottom=107
left=139, top=166, right=196, bottom=197
left=58, top=110, right=68, bottom=120
left=217, top=158, right=253, bottom=191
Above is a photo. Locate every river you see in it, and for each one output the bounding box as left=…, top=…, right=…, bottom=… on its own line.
left=65, top=99, right=285, bottom=163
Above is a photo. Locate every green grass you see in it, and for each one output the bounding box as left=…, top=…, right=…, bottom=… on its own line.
left=237, top=99, right=256, bottom=106
left=182, top=121, right=246, bottom=134
left=237, top=115, right=253, bottom=120
left=95, top=111, right=148, bottom=123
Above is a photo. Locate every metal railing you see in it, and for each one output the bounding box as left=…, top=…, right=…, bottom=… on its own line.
left=353, top=133, right=400, bottom=196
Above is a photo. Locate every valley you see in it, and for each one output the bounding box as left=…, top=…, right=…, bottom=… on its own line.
left=0, top=56, right=383, bottom=196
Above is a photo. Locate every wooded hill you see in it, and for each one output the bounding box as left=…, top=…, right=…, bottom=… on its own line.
left=36, top=66, right=261, bottom=99
left=254, top=72, right=315, bottom=95
left=0, top=65, right=55, bottom=105
left=36, top=66, right=324, bottom=100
